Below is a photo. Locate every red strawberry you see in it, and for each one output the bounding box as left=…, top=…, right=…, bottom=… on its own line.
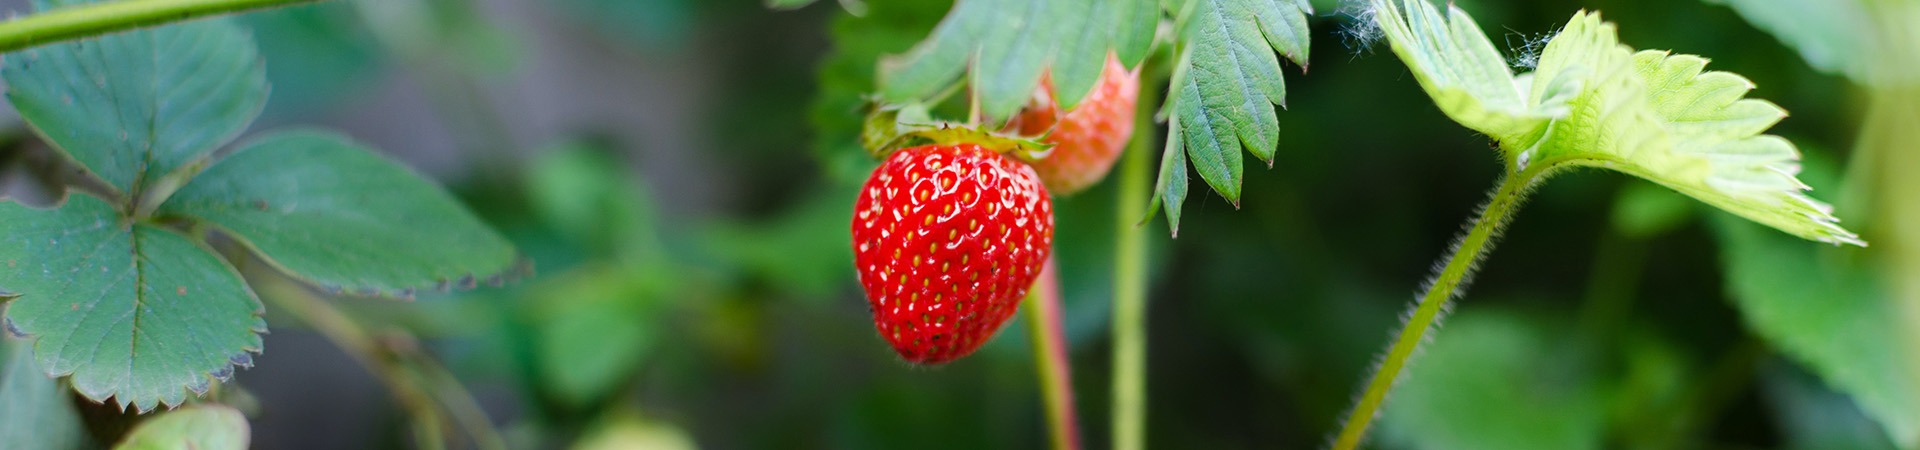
left=1005, top=53, right=1140, bottom=195
left=852, top=144, right=1055, bottom=364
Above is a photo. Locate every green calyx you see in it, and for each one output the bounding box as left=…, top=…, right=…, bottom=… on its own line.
left=860, top=101, right=1055, bottom=163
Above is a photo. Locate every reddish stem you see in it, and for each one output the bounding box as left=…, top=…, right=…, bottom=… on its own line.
left=1025, top=258, right=1082, bottom=450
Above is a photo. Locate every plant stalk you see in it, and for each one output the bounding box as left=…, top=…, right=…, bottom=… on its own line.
left=1330, top=166, right=1544, bottom=450
left=1111, top=69, right=1157, bottom=450
left=1024, top=259, right=1082, bottom=450
left=0, top=0, right=326, bottom=53
left=258, top=275, right=506, bottom=450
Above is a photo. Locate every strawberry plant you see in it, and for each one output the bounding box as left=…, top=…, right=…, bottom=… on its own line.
left=799, top=0, right=1909, bottom=448
left=0, top=0, right=1913, bottom=447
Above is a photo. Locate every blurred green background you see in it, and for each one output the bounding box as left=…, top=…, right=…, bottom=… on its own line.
left=3, top=0, right=1911, bottom=448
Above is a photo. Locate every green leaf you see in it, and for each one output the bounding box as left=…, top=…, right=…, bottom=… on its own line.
left=160, top=130, right=516, bottom=295
left=1610, top=181, right=1694, bottom=239
left=240, top=2, right=386, bottom=120
left=0, top=12, right=266, bottom=195
left=1713, top=215, right=1918, bottom=447
left=113, top=404, right=249, bottom=450
left=1379, top=308, right=1608, bottom=450
left=1147, top=109, right=1188, bottom=236
left=0, top=195, right=265, bottom=412
left=527, top=265, right=659, bottom=408
left=1369, top=4, right=1862, bottom=246
left=878, top=0, right=1158, bottom=120
left=1153, top=0, right=1309, bottom=224
left=0, top=340, right=88, bottom=450
left=1706, top=0, right=1878, bottom=83
left=808, top=0, right=951, bottom=183
left=1366, top=0, right=1566, bottom=144
left=528, top=142, right=661, bottom=265
left=1762, top=363, right=1901, bottom=450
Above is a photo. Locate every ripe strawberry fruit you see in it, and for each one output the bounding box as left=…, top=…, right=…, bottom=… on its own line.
left=1005, top=54, right=1140, bottom=195
left=852, top=143, right=1055, bottom=364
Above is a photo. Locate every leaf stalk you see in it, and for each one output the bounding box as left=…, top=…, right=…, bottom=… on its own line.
left=1330, top=163, right=1549, bottom=450
left=0, top=0, right=327, bottom=54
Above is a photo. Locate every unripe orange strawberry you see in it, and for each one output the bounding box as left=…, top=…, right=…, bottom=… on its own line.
left=851, top=144, right=1055, bottom=364
left=1005, top=54, right=1139, bottom=195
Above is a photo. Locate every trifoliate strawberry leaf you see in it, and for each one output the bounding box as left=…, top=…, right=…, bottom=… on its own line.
left=1, top=5, right=265, bottom=196
left=0, top=195, right=265, bottom=412
left=878, top=0, right=1157, bottom=120
left=1713, top=215, right=1919, bottom=447
left=112, top=404, right=249, bottom=450
left=1150, top=0, right=1310, bottom=224
left=159, top=130, right=517, bottom=296
left=1369, top=2, right=1862, bottom=246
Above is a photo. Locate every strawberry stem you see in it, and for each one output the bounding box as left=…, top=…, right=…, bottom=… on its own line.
left=1331, top=164, right=1549, bottom=450
left=1024, top=260, right=1082, bottom=450
left=1110, top=63, right=1158, bottom=450
left=0, top=0, right=328, bottom=53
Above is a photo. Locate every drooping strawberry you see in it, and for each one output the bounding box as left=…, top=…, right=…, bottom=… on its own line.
left=1005, top=53, right=1140, bottom=195
left=851, top=143, right=1055, bottom=364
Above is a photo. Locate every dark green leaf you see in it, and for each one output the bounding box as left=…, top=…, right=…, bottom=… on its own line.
left=113, top=404, right=249, bottom=450
left=161, top=130, right=515, bottom=295
left=879, top=0, right=1159, bottom=120
left=0, top=195, right=265, bottom=411
left=1155, top=0, right=1310, bottom=224
left=1, top=10, right=266, bottom=194
left=0, top=340, right=88, bottom=450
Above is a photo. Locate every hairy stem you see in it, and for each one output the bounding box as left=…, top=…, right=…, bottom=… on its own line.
left=1331, top=166, right=1545, bottom=450
left=1025, top=259, right=1082, bottom=450
left=0, top=0, right=326, bottom=53
left=1111, top=71, right=1157, bottom=450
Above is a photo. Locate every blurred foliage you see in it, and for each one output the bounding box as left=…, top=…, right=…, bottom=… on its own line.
left=0, top=339, right=88, bottom=450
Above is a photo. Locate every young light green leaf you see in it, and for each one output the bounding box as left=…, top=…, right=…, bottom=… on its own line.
left=1367, top=0, right=1567, bottom=144
left=1152, top=0, right=1309, bottom=221
left=878, top=0, right=1158, bottom=120
left=0, top=14, right=266, bottom=195
left=1714, top=215, right=1918, bottom=447
left=113, top=404, right=250, bottom=450
left=0, top=340, right=89, bottom=450
left=1370, top=5, right=1862, bottom=246
left=1380, top=309, right=1608, bottom=450
left=0, top=195, right=266, bottom=412
left=160, top=130, right=516, bottom=296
